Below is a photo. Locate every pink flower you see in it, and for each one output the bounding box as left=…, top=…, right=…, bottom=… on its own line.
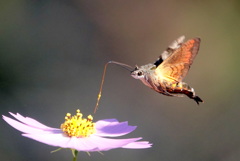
left=2, top=110, right=151, bottom=152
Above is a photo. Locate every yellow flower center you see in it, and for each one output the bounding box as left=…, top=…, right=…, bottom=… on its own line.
left=60, top=109, right=96, bottom=138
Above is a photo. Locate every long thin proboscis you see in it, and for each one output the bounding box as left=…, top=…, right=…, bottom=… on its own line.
left=94, top=61, right=134, bottom=113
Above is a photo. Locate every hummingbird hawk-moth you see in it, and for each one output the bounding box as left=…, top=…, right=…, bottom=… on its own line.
left=94, top=36, right=203, bottom=112
left=131, top=35, right=203, bottom=104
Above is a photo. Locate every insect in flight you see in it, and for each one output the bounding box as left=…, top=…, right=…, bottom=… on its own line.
left=94, top=36, right=203, bottom=113
left=131, top=35, right=203, bottom=104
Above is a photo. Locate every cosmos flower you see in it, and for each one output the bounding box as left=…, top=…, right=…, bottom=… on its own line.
left=2, top=110, right=151, bottom=152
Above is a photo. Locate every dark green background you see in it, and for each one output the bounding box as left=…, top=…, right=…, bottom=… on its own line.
left=1, top=0, right=240, bottom=160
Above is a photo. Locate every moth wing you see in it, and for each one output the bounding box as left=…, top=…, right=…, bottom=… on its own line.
left=155, top=38, right=201, bottom=82
left=154, top=35, right=185, bottom=67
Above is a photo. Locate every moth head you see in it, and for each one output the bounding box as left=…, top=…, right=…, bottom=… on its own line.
left=130, top=65, right=143, bottom=79
left=131, top=64, right=154, bottom=79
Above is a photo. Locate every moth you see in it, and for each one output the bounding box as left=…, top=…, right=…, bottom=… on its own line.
left=94, top=36, right=203, bottom=112
left=131, top=35, right=203, bottom=104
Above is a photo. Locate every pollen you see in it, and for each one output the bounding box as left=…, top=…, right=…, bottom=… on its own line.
left=60, top=109, right=96, bottom=138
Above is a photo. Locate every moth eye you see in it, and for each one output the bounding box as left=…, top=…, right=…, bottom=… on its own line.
left=137, top=71, right=143, bottom=76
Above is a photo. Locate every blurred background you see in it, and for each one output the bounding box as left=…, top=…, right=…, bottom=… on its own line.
left=1, top=0, right=240, bottom=160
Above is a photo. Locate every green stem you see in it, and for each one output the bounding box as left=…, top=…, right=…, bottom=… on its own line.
left=72, top=150, right=78, bottom=161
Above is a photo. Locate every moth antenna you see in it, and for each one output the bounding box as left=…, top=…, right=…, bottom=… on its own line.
left=94, top=61, right=133, bottom=113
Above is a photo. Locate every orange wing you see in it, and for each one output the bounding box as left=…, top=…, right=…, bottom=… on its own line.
left=155, top=38, right=201, bottom=82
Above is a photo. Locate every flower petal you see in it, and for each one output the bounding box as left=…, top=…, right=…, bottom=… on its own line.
left=85, top=135, right=142, bottom=151
left=9, top=112, right=56, bottom=130
left=122, top=141, right=152, bottom=149
left=2, top=115, right=61, bottom=134
left=95, top=119, right=136, bottom=137
left=22, top=133, right=144, bottom=151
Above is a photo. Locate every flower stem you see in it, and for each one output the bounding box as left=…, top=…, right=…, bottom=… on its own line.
left=72, top=150, right=78, bottom=161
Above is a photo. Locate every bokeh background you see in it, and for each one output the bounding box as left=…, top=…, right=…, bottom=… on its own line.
left=1, top=0, right=240, bottom=161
